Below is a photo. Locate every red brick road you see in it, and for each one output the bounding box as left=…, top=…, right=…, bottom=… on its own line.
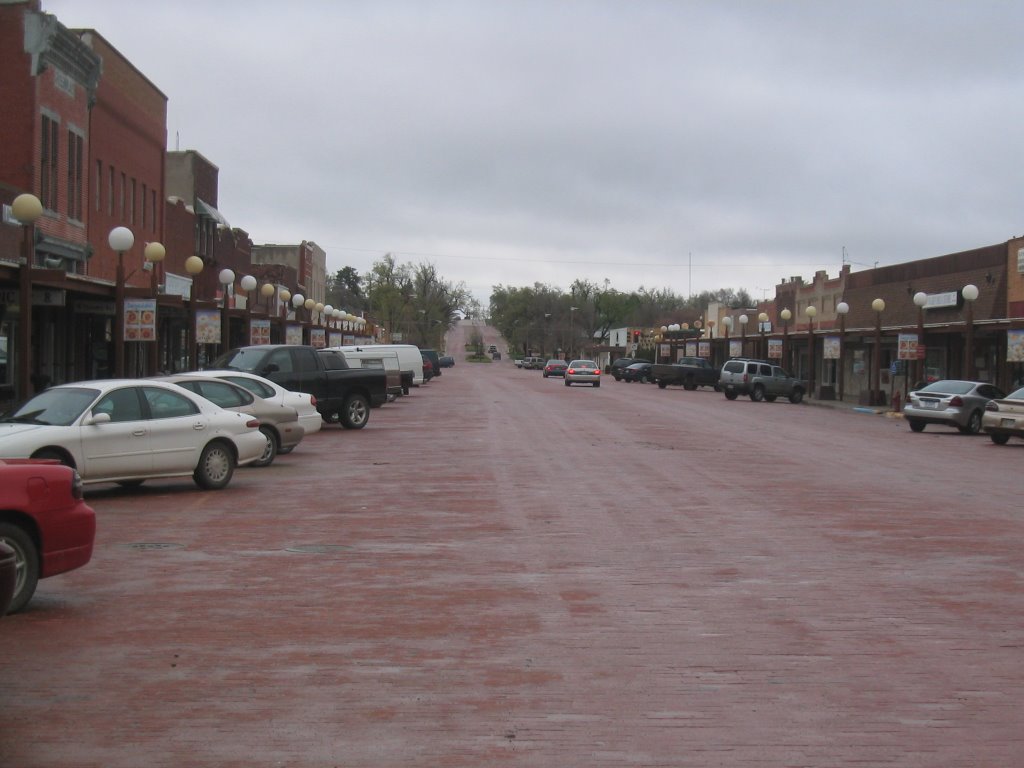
left=2, top=321, right=1022, bottom=767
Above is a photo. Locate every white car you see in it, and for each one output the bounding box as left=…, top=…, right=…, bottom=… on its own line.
left=183, top=369, right=322, bottom=443
left=0, top=379, right=266, bottom=489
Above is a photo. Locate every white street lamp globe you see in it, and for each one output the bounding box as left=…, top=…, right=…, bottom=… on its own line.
left=184, top=255, right=204, bottom=275
left=962, top=284, right=979, bottom=302
left=11, top=193, right=43, bottom=224
left=804, top=306, right=817, bottom=319
left=240, top=275, right=257, bottom=292
left=279, top=289, right=291, bottom=303
left=260, top=283, right=275, bottom=298
left=323, top=305, right=333, bottom=316
left=721, top=316, right=733, bottom=329
left=780, top=308, right=792, bottom=321
left=218, top=268, right=235, bottom=286
left=913, top=292, right=928, bottom=308
left=758, top=312, right=768, bottom=323
left=108, top=226, right=134, bottom=252
left=739, top=314, right=749, bottom=326
left=836, top=302, right=849, bottom=315
left=143, top=242, right=166, bottom=263
left=871, top=298, right=885, bottom=313
left=304, top=298, right=315, bottom=311
left=315, top=302, right=325, bottom=313
left=291, top=293, right=304, bottom=308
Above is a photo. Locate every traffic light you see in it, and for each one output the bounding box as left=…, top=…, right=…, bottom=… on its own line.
left=633, top=330, right=641, bottom=342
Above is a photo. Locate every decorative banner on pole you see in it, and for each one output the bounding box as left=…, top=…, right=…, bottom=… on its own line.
left=898, top=332, right=919, bottom=360
left=768, top=338, right=782, bottom=359
left=310, top=328, right=326, bottom=348
left=250, top=318, right=271, bottom=345
left=823, top=336, right=840, bottom=360
left=124, top=298, right=156, bottom=342
left=729, top=339, right=742, bottom=358
left=698, top=341, right=710, bottom=358
left=1008, top=329, right=1024, bottom=362
left=195, top=309, right=221, bottom=344
left=686, top=341, right=698, bottom=356
left=285, top=324, right=303, bottom=345
left=329, top=331, right=343, bottom=347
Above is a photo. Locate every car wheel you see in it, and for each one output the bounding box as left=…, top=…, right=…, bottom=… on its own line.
left=341, top=394, right=370, bottom=429
left=193, top=441, right=235, bottom=490
left=543, top=373, right=548, bottom=378
left=764, top=394, right=778, bottom=402
left=0, top=523, right=39, bottom=615
left=252, top=426, right=278, bottom=467
left=278, top=446, right=294, bottom=455
left=593, top=382, right=600, bottom=387
left=908, top=419, right=926, bottom=433
left=750, top=385, right=766, bottom=402
left=683, top=377, right=696, bottom=391
left=657, top=381, right=667, bottom=389
left=788, top=389, right=804, bottom=404
left=959, top=410, right=983, bottom=435
left=564, top=380, right=571, bottom=387
left=724, top=391, right=738, bottom=400
left=990, top=433, right=1010, bottom=445
left=31, top=448, right=72, bottom=467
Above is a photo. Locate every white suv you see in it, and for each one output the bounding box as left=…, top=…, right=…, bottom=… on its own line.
left=719, top=358, right=806, bottom=403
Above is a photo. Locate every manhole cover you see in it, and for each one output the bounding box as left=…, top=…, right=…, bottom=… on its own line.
left=124, top=542, right=185, bottom=551
left=284, top=544, right=351, bottom=554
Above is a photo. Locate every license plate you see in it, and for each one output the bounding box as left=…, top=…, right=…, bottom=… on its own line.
left=1001, top=418, right=1015, bottom=427
left=920, top=400, right=939, bottom=409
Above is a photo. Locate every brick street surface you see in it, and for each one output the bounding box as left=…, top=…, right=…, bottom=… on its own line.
left=2, top=321, right=1022, bottom=768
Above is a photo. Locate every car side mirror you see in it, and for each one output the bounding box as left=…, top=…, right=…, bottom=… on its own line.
left=85, top=412, right=112, bottom=425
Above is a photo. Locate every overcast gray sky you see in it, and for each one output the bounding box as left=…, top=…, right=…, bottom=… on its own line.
left=47, top=0, right=1024, bottom=305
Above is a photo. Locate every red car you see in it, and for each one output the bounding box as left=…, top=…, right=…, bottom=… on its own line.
left=0, top=458, right=96, bottom=615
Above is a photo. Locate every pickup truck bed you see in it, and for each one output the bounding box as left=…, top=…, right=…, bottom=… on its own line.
left=651, top=356, right=720, bottom=391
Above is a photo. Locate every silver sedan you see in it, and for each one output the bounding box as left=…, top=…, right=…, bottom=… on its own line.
left=981, top=386, right=1024, bottom=445
left=564, top=360, right=602, bottom=388
left=903, top=380, right=1005, bottom=434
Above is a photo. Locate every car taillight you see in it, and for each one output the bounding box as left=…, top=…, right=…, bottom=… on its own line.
left=742, top=373, right=749, bottom=383
left=985, top=401, right=999, bottom=412
left=567, top=368, right=575, bottom=374
left=949, top=396, right=963, bottom=407
left=246, top=419, right=261, bottom=429
left=309, top=396, right=317, bottom=406
left=71, top=470, right=84, bottom=500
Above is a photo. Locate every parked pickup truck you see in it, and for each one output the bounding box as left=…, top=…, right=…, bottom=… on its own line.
left=651, top=356, right=721, bottom=391
left=212, top=345, right=388, bottom=429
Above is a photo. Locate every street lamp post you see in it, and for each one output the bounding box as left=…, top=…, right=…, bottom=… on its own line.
left=780, top=308, right=791, bottom=370
left=738, top=314, right=748, bottom=357
left=240, top=275, right=257, bottom=344
left=11, top=193, right=42, bottom=399
left=871, top=298, right=885, bottom=406
left=143, top=241, right=166, bottom=374
left=569, top=306, right=578, bottom=359
left=109, top=226, right=135, bottom=378
left=758, top=312, right=769, bottom=359
left=805, top=305, right=817, bottom=399
left=962, top=284, right=979, bottom=379
left=836, top=302, right=849, bottom=402
left=219, top=269, right=235, bottom=353
left=184, top=255, right=204, bottom=370
left=721, top=316, right=733, bottom=358
left=913, top=291, right=928, bottom=386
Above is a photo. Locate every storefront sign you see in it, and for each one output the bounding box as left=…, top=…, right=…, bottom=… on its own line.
left=250, top=318, right=271, bottom=345
left=329, top=332, right=343, bottom=347
left=124, top=298, right=156, bottom=342
left=286, top=324, right=303, bottom=345
left=768, top=338, right=782, bottom=358
left=685, top=341, right=698, bottom=356
left=729, top=339, right=743, bottom=358
left=698, top=341, right=710, bottom=358
left=823, top=335, right=841, bottom=359
left=1008, top=330, right=1024, bottom=362
left=310, top=328, right=326, bottom=348
left=195, top=309, right=221, bottom=344
left=898, top=333, right=919, bottom=360
left=0, top=288, right=66, bottom=308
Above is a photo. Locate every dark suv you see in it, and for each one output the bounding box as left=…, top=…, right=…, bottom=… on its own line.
left=719, top=358, right=806, bottom=403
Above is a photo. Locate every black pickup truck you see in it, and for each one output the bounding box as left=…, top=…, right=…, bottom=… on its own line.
left=212, top=345, right=388, bottom=429
left=650, top=356, right=721, bottom=391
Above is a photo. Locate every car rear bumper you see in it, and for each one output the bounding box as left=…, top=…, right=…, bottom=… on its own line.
left=40, top=499, right=96, bottom=579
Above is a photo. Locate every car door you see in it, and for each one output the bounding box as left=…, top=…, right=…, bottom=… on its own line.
left=140, top=386, right=207, bottom=473
left=80, top=385, right=153, bottom=480
left=176, top=379, right=256, bottom=417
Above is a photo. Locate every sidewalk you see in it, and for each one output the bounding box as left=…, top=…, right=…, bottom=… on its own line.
left=805, top=393, right=903, bottom=418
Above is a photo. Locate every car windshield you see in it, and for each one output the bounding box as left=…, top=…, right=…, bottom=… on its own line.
left=918, top=381, right=973, bottom=395
left=3, top=387, right=100, bottom=426
left=210, top=348, right=266, bottom=372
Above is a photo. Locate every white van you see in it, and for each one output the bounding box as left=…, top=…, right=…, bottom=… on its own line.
left=327, top=344, right=425, bottom=386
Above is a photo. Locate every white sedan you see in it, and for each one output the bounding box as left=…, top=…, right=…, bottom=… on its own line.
left=183, top=369, right=322, bottom=444
left=0, top=379, right=266, bottom=490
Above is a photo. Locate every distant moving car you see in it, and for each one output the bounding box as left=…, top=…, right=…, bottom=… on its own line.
left=543, top=359, right=568, bottom=378
left=622, top=362, right=654, bottom=383
left=610, top=357, right=651, bottom=381
left=420, top=349, right=442, bottom=378
left=981, top=386, right=1024, bottom=444
left=903, top=380, right=1005, bottom=434
left=421, top=356, right=435, bottom=381
left=565, top=360, right=602, bottom=387
left=0, top=379, right=266, bottom=490
left=185, top=369, right=322, bottom=441
left=438, top=356, right=455, bottom=368
left=522, top=356, right=546, bottom=370
left=0, top=458, right=96, bottom=614
left=514, top=359, right=525, bottom=368
left=158, top=375, right=303, bottom=467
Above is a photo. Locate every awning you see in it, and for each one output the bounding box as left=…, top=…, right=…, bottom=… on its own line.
left=195, top=198, right=231, bottom=229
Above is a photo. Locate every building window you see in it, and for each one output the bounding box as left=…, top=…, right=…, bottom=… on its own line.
left=130, top=178, right=137, bottom=225
left=151, top=189, right=157, bottom=232
left=40, top=115, right=59, bottom=210
left=141, top=183, right=147, bottom=228
left=108, top=166, right=114, bottom=215
left=95, top=159, right=102, bottom=212
left=120, top=173, right=126, bottom=219
left=67, top=130, right=84, bottom=221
